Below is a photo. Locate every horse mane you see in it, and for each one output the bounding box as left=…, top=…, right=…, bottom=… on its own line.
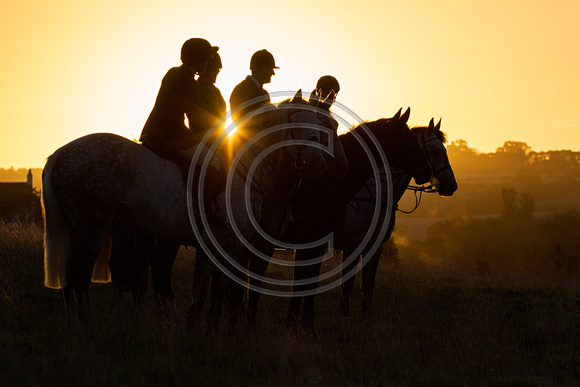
left=276, top=96, right=309, bottom=106
left=340, top=119, right=378, bottom=134
left=347, top=118, right=447, bottom=144
left=411, top=125, right=447, bottom=143
left=276, top=98, right=294, bottom=106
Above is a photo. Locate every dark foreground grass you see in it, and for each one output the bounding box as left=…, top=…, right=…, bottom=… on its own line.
left=1, top=223, right=579, bottom=386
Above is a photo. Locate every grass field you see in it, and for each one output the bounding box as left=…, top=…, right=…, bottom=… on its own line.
left=1, top=223, right=579, bottom=386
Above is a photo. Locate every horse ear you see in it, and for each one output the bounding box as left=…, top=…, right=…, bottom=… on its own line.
left=428, top=118, right=435, bottom=130
left=401, top=107, right=411, bottom=124
left=292, top=89, right=303, bottom=102
left=393, top=108, right=402, bottom=120
left=435, top=118, right=442, bottom=131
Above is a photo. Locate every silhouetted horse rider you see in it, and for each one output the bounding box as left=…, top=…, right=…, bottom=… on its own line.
left=139, top=37, right=225, bottom=224
left=109, top=38, right=225, bottom=308
left=197, top=53, right=227, bottom=135
left=286, top=76, right=350, bottom=325
left=229, top=49, right=278, bottom=132
left=140, top=38, right=218, bottom=158
left=308, top=75, right=348, bottom=178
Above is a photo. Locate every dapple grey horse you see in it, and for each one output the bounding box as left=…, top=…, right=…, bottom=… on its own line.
left=42, top=91, right=327, bottom=323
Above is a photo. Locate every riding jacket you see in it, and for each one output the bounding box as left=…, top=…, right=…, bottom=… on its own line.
left=197, top=81, right=226, bottom=133
left=140, top=65, right=204, bottom=152
left=229, top=76, right=273, bottom=128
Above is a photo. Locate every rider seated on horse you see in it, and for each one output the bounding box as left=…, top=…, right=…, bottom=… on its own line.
left=289, top=76, right=348, bottom=225
left=139, top=38, right=226, bottom=224
left=229, top=49, right=278, bottom=136
left=308, top=75, right=348, bottom=178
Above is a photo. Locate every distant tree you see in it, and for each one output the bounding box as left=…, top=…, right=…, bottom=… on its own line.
left=446, top=139, right=480, bottom=172
left=529, top=150, right=580, bottom=174
left=518, top=192, right=535, bottom=220
left=543, top=211, right=580, bottom=274
left=500, top=188, right=534, bottom=221
left=496, top=141, right=532, bottom=156
left=447, top=139, right=478, bottom=157
left=501, top=188, right=518, bottom=219
left=493, top=141, right=532, bottom=170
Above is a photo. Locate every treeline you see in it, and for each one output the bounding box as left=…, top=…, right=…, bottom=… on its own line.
left=395, top=188, right=579, bottom=276
left=447, top=140, right=580, bottom=175
left=1, top=140, right=578, bottom=188
left=395, top=140, right=580, bottom=219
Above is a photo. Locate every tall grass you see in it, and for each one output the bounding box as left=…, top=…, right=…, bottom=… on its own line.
left=1, top=222, right=579, bottom=385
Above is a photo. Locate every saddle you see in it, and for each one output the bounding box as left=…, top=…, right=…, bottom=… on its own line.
left=142, top=143, right=226, bottom=225
left=142, top=145, right=190, bottom=182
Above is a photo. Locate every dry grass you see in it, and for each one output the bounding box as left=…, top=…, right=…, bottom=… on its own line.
left=1, top=223, right=579, bottom=386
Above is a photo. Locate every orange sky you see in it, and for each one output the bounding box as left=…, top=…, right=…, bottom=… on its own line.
left=1, top=0, right=579, bottom=168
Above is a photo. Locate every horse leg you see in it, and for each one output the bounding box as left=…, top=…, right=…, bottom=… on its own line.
left=66, top=226, right=108, bottom=322
left=63, top=286, right=88, bottom=325
left=288, top=249, right=312, bottom=322
left=109, top=221, right=136, bottom=307
left=301, top=250, right=325, bottom=337
left=282, top=221, right=309, bottom=323
left=186, top=250, right=213, bottom=330
left=288, top=274, right=302, bottom=324
left=225, top=245, right=251, bottom=328
left=124, top=234, right=155, bottom=306
left=339, top=250, right=360, bottom=318
left=208, top=268, right=225, bottom=328
left=63, top=287, right=77, bottom=325
left=150, top=240, right=179, bottom=315
left=360, top=212, right=396, bottom=320
left=290, top=245, right=325, bottom=336
left=247, top=242, right=275, bottom=324
left=361, top=247, right=381, bottom=321
left=75, top=283, right=92, bottom=321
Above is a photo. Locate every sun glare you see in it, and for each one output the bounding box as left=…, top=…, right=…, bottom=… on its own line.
left=225, top=112, right=236, bottom=135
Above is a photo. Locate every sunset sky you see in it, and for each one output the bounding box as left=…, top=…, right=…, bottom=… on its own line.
left=1, top=0, right=579, bottom=168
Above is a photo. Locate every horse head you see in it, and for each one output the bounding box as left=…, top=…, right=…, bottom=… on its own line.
left=412, top=118, right=458, bottom=196
left=273, top=90, right=327, bottom=180
left=365, top=108, right=428, bottom=178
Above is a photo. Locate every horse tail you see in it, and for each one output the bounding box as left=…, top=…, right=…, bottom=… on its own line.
left=42, top=150, right=71, bottom=289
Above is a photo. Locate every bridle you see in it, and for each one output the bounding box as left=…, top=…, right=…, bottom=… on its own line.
left=395, top=130, right=445, bottom=214
left=421, top=130, right=452, bottom=176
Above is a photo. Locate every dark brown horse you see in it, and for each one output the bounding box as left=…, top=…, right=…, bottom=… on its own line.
left=337, top=118, right=457, bottom=322
left=285, top=118, right=457, bottom=334
left=277, top=109, right=433, bottom=332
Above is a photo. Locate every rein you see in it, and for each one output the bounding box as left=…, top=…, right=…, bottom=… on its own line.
left=393, top=132, right=440, bottom=214
left=396, top=184, right=437, bottom=214
left=396, top=131, right=449, bottom=214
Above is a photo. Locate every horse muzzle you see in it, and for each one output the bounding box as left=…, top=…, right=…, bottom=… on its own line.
left=432, top=176, right=458, bottom=196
